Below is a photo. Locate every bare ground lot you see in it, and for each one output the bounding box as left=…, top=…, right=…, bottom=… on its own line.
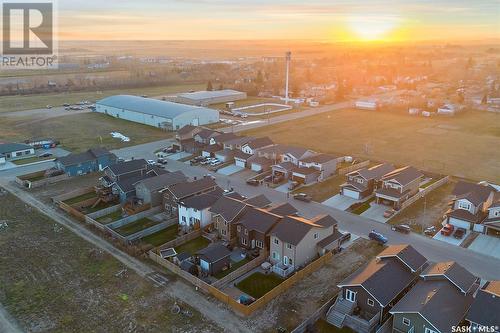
left=241, top=239, right=384, bottom=332
left=242, top=109, right=500, bottom=182
left=0, top=193, right=220, bottom=333
left=0, top=112, right=172, bottom=152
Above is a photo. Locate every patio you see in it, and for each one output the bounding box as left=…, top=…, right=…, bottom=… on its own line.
left=323, top=194, right=364, bottom=211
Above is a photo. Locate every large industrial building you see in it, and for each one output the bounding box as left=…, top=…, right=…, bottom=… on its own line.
left=95, top=95, right=219, bottom=131
left=176, top=89, right=247, bottom=106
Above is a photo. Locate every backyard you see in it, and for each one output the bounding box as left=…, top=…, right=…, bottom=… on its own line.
left=0, top=193, right=219, bottom=332
left=236, top=272, right=284, bottom=299
left=115, top=217, right=160, bottom=236
left=142, top=224, right=179, bottom=247
left=175, top=236, right=211, bottom=255
left=214, top=258, right=251, bottom=279
left=62, top=191, right=97, bottom=205
left=97, top=210, right=125, bottom=224
left=243, top=109, right=500, bottom=182
left=12, top=156, right=53, bottom=165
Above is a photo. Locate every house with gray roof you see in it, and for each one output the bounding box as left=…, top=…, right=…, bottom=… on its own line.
left=243, top=194, right=272, bottom=208
left=135, top=171, right=187, bottom=206
left=241, top=137, right=274, bottom=155
left=55, top=148, right=116, bottom=177
left=195, top=243, right=232, bottom=275
left=162, top=176, right=218, bottom=216
left=327, top=244, right=427, bottom=333
left=375, top=166, right=424, bottom=210
left=269, top=214, right=341, bottom=277
left=177, top=188, right=224, bottom=232
left=466, top=280, right=500, bottom=332
left=267, top=202, right=298, bottom=216
left=223, top=136, right=254, bottom=151
left=297, top=153, right=340, bottom=181
left=235, top=207, right=282, bottom=251
left=0, top=142, right=35, bottom=162
left=484, top=195, right=500, bottom=237
left=340, top=163, right=395, bottom=199
left=390, top=261, right=479, bottom=333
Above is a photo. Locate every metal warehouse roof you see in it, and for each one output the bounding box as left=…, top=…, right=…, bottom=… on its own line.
left=97, top=95, right=216, bottom=118
left=177, top=89, right=244, bottom=100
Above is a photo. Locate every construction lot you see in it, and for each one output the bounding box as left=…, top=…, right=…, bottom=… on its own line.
left=243, top=109, right=500, bottom=182
left=0, top=193, right=219, bottom=333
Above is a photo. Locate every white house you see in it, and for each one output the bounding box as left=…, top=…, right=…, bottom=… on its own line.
left=241, top=137, right=274, bottom=155
left=177, top=190, right=223, bottom=232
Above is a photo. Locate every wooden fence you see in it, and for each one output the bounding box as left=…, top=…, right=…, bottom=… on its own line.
left=397, top=176, right=450, bottom=213
left=156, top=229, right=203, bottom=252
left=52, top=187, right=94, bottom=203
left=59, top=202, right=86, bottom=222
left=291, top=295, right=338, bottom=333
left=337, top=160, right=370, bottom=176
left=212, top=251, right=268, bottom=289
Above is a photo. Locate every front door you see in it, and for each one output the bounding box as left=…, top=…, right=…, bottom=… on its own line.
left=283, top=256, right=288, bottom=265
left=345, top=289, right=356, bottom=302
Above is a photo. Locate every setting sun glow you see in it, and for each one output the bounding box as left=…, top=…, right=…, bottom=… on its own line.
left=347, top=15, right=399, bottom=41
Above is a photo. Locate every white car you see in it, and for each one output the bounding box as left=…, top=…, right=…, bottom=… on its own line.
left=147, top=159, right=155, bottom=165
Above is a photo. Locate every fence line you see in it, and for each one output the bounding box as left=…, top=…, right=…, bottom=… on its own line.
left=398, top=176, right=449, bottom=212
left=156, top=229, right=203, bottom=252
left=291, top=294, right=338, bottom=333
left=212, top=251, right=268, bottom=289
left=337, top=160, right=370, bottom=176
left=107, top=206, right=162, bottom=230
left=87, top=204, right=121, bottom=219
left=52, top=187, right=94, bottom=203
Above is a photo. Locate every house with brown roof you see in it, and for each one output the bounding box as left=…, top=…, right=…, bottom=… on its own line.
left=201, top=144, right=223, bottom=157
left=235, top=208, right=282, bottom=252
left=234, top=150, right=253, bottom=168
left=375, top=166, right=424, bottom=210
left=466, top=280, right=500, bottom=332
left=210, top=196, right=249, bottom=243
left=247, top=156, right=273, bottom=172
left=193, top=129, right=221, bottom=144
left=162, top=177, right=218, bottom=216
left=297, top=153, right=340, bottom=181
left=176, top=125, right=202, bottom=141
left=243, top=194, right=271, bottom=208
left=327, top=244, right=427, bottom=333
left=135, top=171, right=187, bottom=206
left=209, top=132, right=239, bottom=145
left=445, top=181, right=497, bottom=232
left=269, top=214, right=342, bottom=277
left=223, top=136, right=254, bottom=151
left=241, top=137, right=274, bottom=155
left=390, top=261, right=479, bottom=333
left=267, top=202, right=298, bottom=216
left=484, top=197, right=500, bottom=237
left=340, top=163, right=395, bottom=200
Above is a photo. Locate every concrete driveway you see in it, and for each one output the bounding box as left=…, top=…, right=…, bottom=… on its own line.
left=274, top=182, right=292, bottom=193
left=433, top=229, right=466, bottom=246
left=167, top=152, right=191, bottom=161
left=360, top=203, right=390, bottom=223
left=468, top=234, right=500, bottom=259
left=322, top=194, right=362, bottom=211
left=217, top=165, right=244, bottom=176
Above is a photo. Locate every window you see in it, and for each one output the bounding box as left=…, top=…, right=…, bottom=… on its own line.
left=24, top=150, right=31, bottom=154
left=224, top=221, right=227, bottom=226
left=313, top=233, right=319, bottom=239
left=402, top=317, right=411, bottom=326
left=244, top=229, right=248, bottom=235
left=367, top=299, right=374, bottom=306
left=242, top=237, right=247, bottom=245
left=273, top=238, right=279, bottom=245
left=458, top=201, right=471, bottom=210
left=289, top=258, right=293, bottom=265
left=256, top=240, right=264, bottom=249
left=424, top=328, right=437, bottom=333
left=356, top=178, right=364, bottom=184
left=287, top=243, right=292, bottom=249
left=181, top=216, right=186, bottom=222
left=194, top=208, right=198, bottom=212
left=494, top=210, right=500, bottom=217
left=272, top=251, right=279, bottom=260
left=237, top=225, right=241, bottom=232
left=221, top=229, right=226, bottom=236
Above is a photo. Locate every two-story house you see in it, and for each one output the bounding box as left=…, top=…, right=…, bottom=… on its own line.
left=193, top=129, right=221, bottom=144
left=269, top=214, right=343, bottom=277
left=210, top=195, right=250, bottom=243
left=134, top=171, right=187, bottom=207
left=209, top=132, right=239, bottom=146
left=484, top=199, right=500, bottom=237
left=223, top=136, right=254, bottom=151
left=327, top=244, right=427, bottom=333
left=162, top=177, right=218, bottom=216
left=466, top=280, right=500, bottom=332
left=297, top=153, right=339, bottom=182
left=235, top=207, right=282, bottom=252
left=375, top=166, right=424, bottom=210
left=178, top=188, right=223, bottom=232
left=340, top=163, right=395, bottom=199
left=55, top=148, right=117, bottom=177
left=241, top=137, right=274, bottom=155
left=390, top=261, right=479, bottom=333
left=175, top=125, right=202, bottom=141
left=445, top=181, right=497, bottom=232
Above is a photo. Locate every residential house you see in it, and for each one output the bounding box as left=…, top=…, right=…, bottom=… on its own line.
left=241, top=137, right=274, bottom=155
left=281, top=146, right=316, bottom=165
left=247, top=156, right=273, bottom=172
left=297, top=153, right=339, bottom=181
left=176, top=125, right=202, bottom=141
left=484, top=198, right=500, bottom=237
left=102, top=159, right=149, bottom=184
left=267, top=202, right=298, bottom=216
left=327, top=244, right=427, bottom=333
left=113, top=168, right=165, bottom=203
left=390, top=261, right=479, bottom=333
left=445, top=181, right=497, bottom=232
left=269, top=214, right=342, bottom=277
left=0, top=154, right=5, bottom=165
left=291, top=166, right=321, bottom=185
left=210, top=196, right=249, bottom=243
left=375, top=166, right=424, bottom=210
left=466, top=280, right=500, bottom=332
left=0, top=142, right=35, bottom=161
left=55, top=148, right=117, bottom=177
left=272, top=161, right=295, bottom=180
left=243, top=194, right=272, bottom=208
left=162, top=177, right=218, bottom=216
left=209, top=132, right=239, bottom=146
left=223, top=136, right=254, bottom=151
left=195, top=243, right=231, bottom=276
left=234, top=151, right=253, bottom=168
left=236, top=207, right=282, bottom=251
left=201, top=144, right=222, bottom=158
left=340, top=163, right=395, bottom=199
left=134, top=171, right=187, bottom=206
left=193, top=129, right=221, bottom=144
left=214, top=149, right=236, bottom=163
left=178, top=188, right=223, bottom=232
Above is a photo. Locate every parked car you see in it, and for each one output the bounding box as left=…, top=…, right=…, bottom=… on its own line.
left=368, top=230, right=388, bottom=244
left=246, top=179, right=259, bottom=186
left=146, top=159, right=155, bottom=165
left=424, top=226, right=436, bottom=236
left=453, top=227, right=466, bottom=239
left=339, top=232, right=351, bottom=244
left=38, top=152, right=53, bottom=158
left=46, top=105, right=53, bottom=109
left=391, top=224, right=411, bottom=234
left=63, top=103, right=70, bottom=107
left=441, top=224, right=455, bottom=236
left=157, top=158, right=168, bottom=165
left=293, top=193, right=312, bottom=202
left=383, top=209, right=396, bottom=218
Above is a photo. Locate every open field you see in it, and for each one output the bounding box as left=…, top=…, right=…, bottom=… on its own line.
left=243, top=109, right=500, bottom=182
left=0, top=112, right=171, bottom=152
left=0, top=83, right=206, bottom=112
left=0, top=193, right=219, bottom=332
left=12, top=156, right=53, bottom=165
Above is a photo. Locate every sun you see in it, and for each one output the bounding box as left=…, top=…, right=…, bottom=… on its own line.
left=347, top=15, right=398, bottom=41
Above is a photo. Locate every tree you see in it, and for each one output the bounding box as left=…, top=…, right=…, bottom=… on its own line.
left=207, top=81, right=213, bottom=91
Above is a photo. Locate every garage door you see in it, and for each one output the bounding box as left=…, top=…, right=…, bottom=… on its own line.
left=342, top=188, right=360, bottom=199
left=235, top=159, right=246, bottom=168
left=448, top=217, right=471, bottom=229
left=251, top=164, right=262, bottom=172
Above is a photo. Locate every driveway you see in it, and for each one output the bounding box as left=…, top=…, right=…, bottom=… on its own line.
left=217, top=164, right=244, bottom=176
left=468, top=234, right=500, bottom=260
left=433, top=229, right=466, bottom=246
left=274, top=182, right=291, bottom=193
left=323, top=194, right=363, bottom=211
left=360, top=203, right=390, bottom=223
left=167, top=152, right=191, bottom=161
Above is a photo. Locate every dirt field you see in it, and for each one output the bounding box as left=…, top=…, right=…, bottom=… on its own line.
left=0, top=193, right=220, bottom=333
left=0, top=112, right=171, bottom=152
left=242, top=239, right=384, bottom=332
left=242, top=109, right=500, bottom=182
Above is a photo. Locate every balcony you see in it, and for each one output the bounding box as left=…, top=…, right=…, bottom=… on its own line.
left=272, top=263, right=294, bottom=277
left=326, top=297, right=380, bottom=333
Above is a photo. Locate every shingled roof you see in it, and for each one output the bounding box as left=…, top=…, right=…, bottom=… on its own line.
left=56, top=148, right=115, bottom=167
left=179, top=188, right=224, bottom=210
left=453, top=181, right=496, bottom=206
left=381, top=166, right=423, bottom=186
left=167, top=177, right=217, bottom=199
left=377, top=244, right=427, bottom=272
left=271, top=214, right=337, bottom=246
left=237, top=208, right=282, bottom=234
left=209, top=196, right=248, bottom=223
left=466, top=281, right=500, bottom=327
left=421, top=261, right=478, bottom=294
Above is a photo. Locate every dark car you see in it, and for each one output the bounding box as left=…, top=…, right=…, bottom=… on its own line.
left=38, top=152, right=53, bottom=158
left=368, top=230, right=388, bottom=244
left=391, top=224, right=411, bottom=234
left=246, top=179, right=259, bottom=186
left=453, top=227, right=466, bottom=239
left=293, top=193, right=312, bottom=202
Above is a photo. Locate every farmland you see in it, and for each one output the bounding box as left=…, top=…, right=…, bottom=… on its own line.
left=243, top=109, right=500, bottom=182
left=0, top=193, right=219, bottom=332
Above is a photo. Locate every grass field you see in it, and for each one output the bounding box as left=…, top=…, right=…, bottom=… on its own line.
left=292, top=175, right=345, bottom=202
left=243, top=109, right=500, bottom=182
left=115, top=218, right=160, bottom=237
left=62, top=191, right=97, bottom=205
left=0, top=83, right=206, bottom=112
left=0, top=112, right=171, bottom=152
left=141, top=224, right=179, bottom=247
left=97, top=210, right=125, bottom=224
left=174, top=236, right=210, bottom=255
left=0, top=193, right=219, bottom=332
left=12, top=156, right=53, bottom=165
left=235, top=272, right=284, bottom=299
left=213, top=258, right=251, bottom=279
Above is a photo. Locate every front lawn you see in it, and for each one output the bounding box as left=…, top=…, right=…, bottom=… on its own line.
left=213, top=258, right=250, bottom=279
left=62, top=191, right=97, bottom=205
left=141, top=224, right=179, bottom=247
left=235, top=272, right=284, bottom=299
left=174, top=236, right=210, bottom=255
left=115, top=217, right=160, bottom=236
left=350, top=197, right=375, bottom=215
